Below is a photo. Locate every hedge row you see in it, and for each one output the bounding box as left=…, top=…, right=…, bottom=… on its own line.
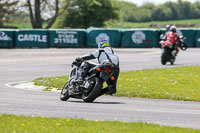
left=0, top=28, right=200, bottom=48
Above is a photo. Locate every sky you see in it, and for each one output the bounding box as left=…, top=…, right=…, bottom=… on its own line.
left=121, top=0, right=199, bottom=6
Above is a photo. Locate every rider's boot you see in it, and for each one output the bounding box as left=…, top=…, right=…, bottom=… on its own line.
left=73, top=68, right=88, bottom=84
left=98, top=85, right=116, bottom=96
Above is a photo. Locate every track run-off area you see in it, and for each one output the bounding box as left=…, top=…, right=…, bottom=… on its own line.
left=0, top=48, right=200, bottom=129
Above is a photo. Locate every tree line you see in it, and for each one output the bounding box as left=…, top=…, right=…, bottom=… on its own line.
left=0, top=0, right=18, bottom=27
left=120, top=0, right=200, bottom=22
left=1, top=0, right=200, bottom=29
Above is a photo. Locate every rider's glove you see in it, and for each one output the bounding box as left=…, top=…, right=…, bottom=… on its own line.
left=76, top=57, right=82, bottom=62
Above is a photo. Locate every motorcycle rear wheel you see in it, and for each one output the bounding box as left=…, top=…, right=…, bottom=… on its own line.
left=82, top=77, right=102, bottom=103
left=60, top=82, right=70, bottom=101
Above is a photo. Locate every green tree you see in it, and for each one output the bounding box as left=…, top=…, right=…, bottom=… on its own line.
left=57, top=0, right=119, bottom=28
left=192, top=2, right=200, bottom=19
left=25, top=0, right=73, bottom=29
left=177, top=0, right=193, bottom=19
left=163, top=2, right=180, bottom=20
left=0, top=0, right=18, bottom=27
left=118, top=1, right=137, bottom=22
left=141, top=3, right=155, bottom=10
left=152, top=5, right=172, bottom=21
left=130, top=8, right=152, bottom=22
left=116, top=2, right=154, bottom=22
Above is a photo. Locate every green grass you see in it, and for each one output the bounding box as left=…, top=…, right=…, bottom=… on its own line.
left=0, top=114, right=199, bottom=133
left=117, top=66, right=200, bottom=101
left=33, top=76, right=68, bottom=91
left=4, top=19, right=200, bottom=29
left=4, top=23, right=48, bottom=29
left=106, top=19, right=200, bottom=28
left=4, top=23, right=33, bottom=29
left=33, top=66, right=200, bottom=101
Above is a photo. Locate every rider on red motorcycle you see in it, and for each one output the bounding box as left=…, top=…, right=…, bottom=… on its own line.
left=163, top=25, right=180, bottom=56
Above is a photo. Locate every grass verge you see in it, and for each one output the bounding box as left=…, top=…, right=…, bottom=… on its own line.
left=0, top=114, right=199, bottom=133
left=33, top=66, right=200, bottom=101
left=5, top=19, right=200, bottom=29
left=106, top=19, right=200, bottom=28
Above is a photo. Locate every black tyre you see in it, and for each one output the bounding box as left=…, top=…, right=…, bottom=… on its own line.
left=161, top=52, right=168, bottom=65
left=60, top=82, right=70, bottom=101
left=82, top=77, right=103, bottom=103
left=179, top=42, right=187, bottom=51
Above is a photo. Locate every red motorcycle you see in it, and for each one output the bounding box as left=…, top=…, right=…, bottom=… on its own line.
left=159, top=35, right=187, bottom=65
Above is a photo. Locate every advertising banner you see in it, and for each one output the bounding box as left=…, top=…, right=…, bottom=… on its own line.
left=15, top=30, right=49, bottom=48
left=0, top=30, right=15, bottom=48
left=121, top=29, right=159, bottom=48
left=86, top=28, right=121, bottom=48
left=49, top=29, right=86, bottom=47
left=195, top=30, right=200, bottom=47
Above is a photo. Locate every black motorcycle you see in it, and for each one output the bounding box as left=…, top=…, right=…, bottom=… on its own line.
left=60, top=60, right=115, bottom=102
left=160, top=35, right=187, bottom=65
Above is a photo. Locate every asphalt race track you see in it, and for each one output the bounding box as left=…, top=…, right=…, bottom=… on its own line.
left=0, top=48, right=200, bottom=129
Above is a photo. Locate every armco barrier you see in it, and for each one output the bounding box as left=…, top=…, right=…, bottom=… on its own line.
left=49, top=29, right=86, bottom=48
left=195, top=30, right=200, bottom=47
left=0, top=29, right=15, bottom=48
left=86, top=28, right=121, bottom=47
left=15, top=30, right=49, bottom=48
left=121, top=29, right=159, bottom=48
left=1, top=28, right=199, bottom=49
left=160, top=28, right=196, bottom=47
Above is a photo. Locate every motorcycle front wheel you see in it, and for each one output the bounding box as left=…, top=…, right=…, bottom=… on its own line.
left=161, top=49, right=172, bottom=65
left=60, top=82, right=70, bottom=101
left=82, top=77, right=102, bottom=103
left=161, top=51, right=168, bottom=65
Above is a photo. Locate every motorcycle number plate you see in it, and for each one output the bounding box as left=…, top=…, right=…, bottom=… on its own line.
left=84, top=81, right=90, bottom=88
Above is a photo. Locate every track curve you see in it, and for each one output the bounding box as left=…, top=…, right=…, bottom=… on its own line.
left=0, top=48, right=200, bottom=129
